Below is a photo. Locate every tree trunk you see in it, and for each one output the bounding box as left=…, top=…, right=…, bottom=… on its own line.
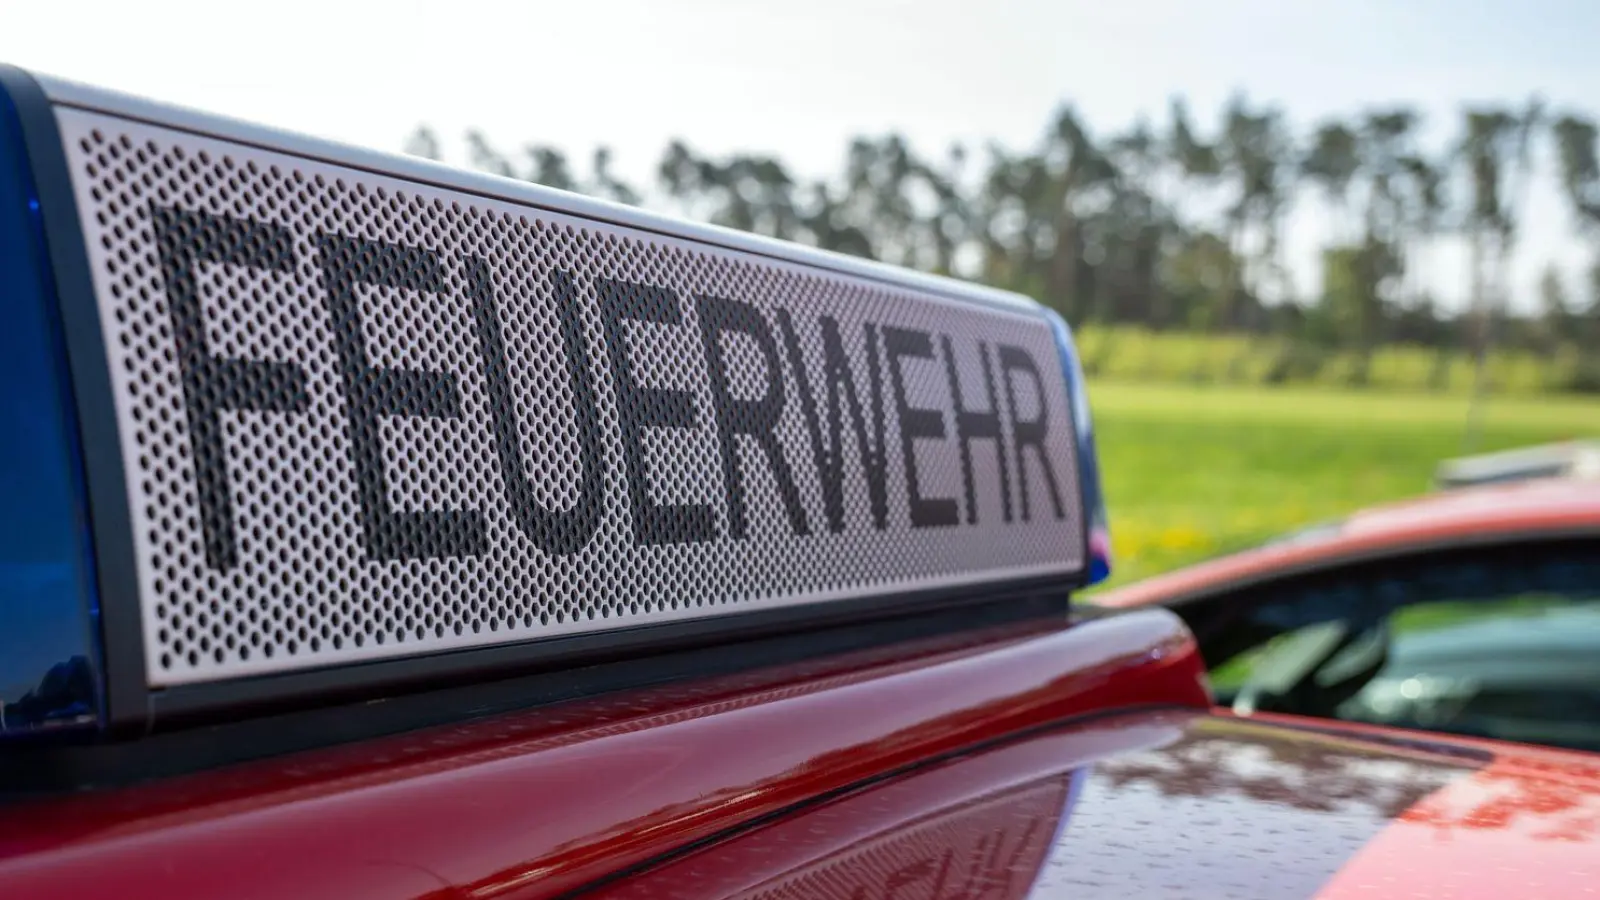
left=1465, top=227, right=1494, bottom=451
left=1351, top=243, right=1377, bottom=388
left=1199, top=217, right=1246, bottom=382
left=1048, top=213, right=1082, bottom=322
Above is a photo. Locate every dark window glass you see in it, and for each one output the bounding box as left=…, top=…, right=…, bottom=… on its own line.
left=1194, top=540, right=1600, bottom=752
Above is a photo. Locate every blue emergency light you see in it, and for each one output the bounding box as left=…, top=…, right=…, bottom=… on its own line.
left=0, top=78, right=104, bottom=736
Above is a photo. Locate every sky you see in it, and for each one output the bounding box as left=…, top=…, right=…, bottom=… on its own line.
left=1, top=0, right=1596, bottom=314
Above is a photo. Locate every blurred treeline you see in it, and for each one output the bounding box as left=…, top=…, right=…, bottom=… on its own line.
left=404, top=93, right=1600, bottom=394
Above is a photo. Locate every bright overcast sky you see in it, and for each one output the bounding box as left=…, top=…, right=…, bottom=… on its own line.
left=2, top=0, right=1595, bottom=313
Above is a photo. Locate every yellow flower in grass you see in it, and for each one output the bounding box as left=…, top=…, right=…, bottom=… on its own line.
left=1157, top=524, right=1212, bottom=553
left=1110, top=531, right=1144, bottom=564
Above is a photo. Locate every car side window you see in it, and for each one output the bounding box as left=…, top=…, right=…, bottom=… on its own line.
left=1190, top=540, right=1600, bottom=752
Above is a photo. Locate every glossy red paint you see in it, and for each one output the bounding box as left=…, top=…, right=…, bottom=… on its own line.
left=1094, top=478, right=1600, bottom=609
left=581, top=706, right=1600, bottom=899
left=0, top=609, right=1208, bottom=900
left=1223, top=712, right=1600, bottom=899
left=584, top=712, right=1193, bottom=900
left=1315, top=750, right=1600, bottom=898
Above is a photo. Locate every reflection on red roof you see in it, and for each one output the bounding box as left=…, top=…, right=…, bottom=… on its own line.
left=1093, top=478, right=1600, bottom=610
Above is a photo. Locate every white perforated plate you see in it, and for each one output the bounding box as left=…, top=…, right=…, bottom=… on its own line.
left=54, top=106, right=1084, bottom=687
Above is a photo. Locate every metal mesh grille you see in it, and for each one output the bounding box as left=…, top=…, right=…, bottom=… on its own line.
left=56, top=107, right=1083, bottom=687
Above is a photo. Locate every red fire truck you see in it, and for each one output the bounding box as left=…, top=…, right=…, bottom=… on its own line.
left=0, top=64, right=1594, bottom=899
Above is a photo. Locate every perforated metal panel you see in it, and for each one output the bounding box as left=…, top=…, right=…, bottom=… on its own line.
left=53, top=106, right=1083, bottom=688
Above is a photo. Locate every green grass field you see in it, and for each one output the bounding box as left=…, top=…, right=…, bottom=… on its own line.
left=1084, top=380, right=1600, bottom=592
left=1072, top=325, right=1589, bottom=395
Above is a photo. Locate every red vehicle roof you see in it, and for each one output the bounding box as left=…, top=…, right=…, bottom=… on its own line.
left=1094, top=478, right=1600, bottom=610
left=590, top=709, right=1600, bottom=900
left=5, top=612, right=1599, bottom=899
left=0, top=613, right=1210, bottom=899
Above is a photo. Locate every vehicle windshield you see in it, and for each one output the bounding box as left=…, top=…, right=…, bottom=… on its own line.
left=1203, top=543, right=1600, bottom=752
